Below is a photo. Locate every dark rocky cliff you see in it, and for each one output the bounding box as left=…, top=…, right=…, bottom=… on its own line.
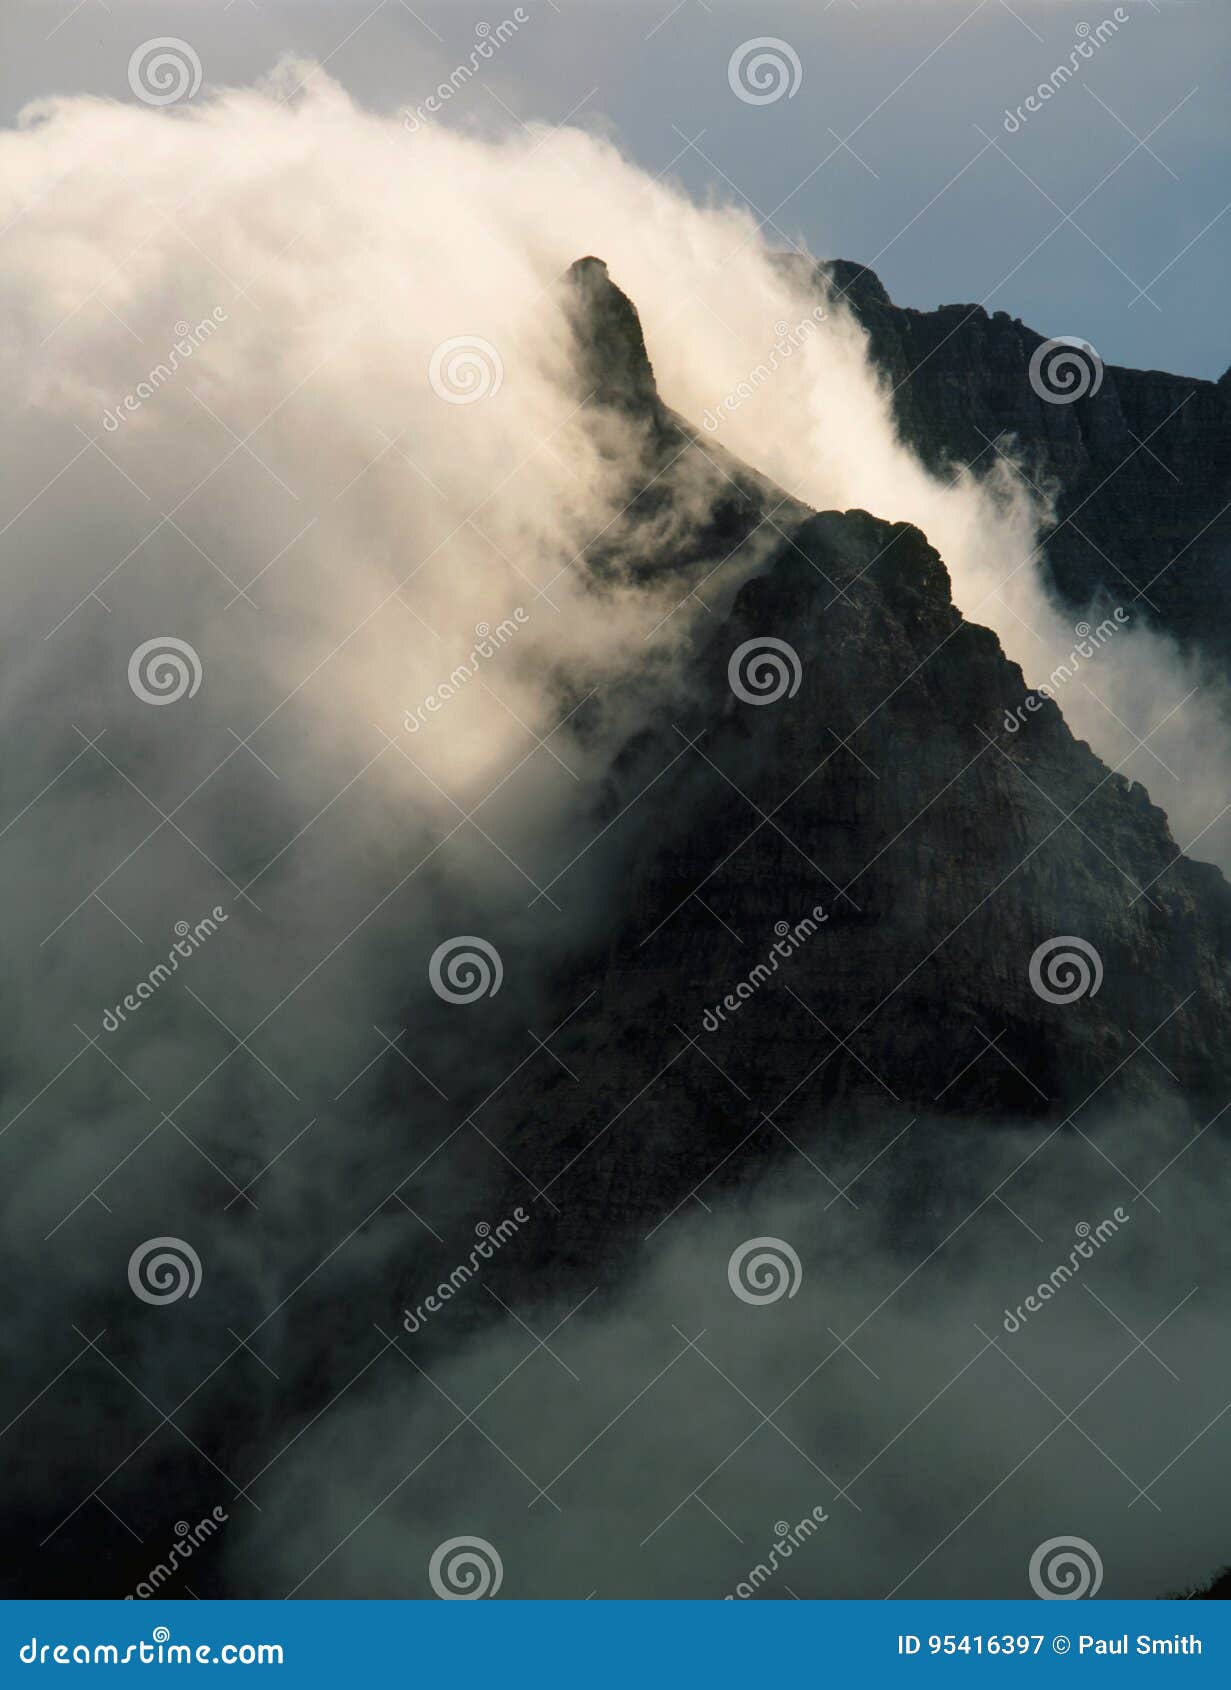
left=467, top=262, right=1231, bottom=1297
left=793, top=257, right=1231, bottom=675
left=559, top=256, right=810, bottom=584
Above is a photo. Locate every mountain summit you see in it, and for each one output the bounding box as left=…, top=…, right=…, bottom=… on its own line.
left=797, top=256, right=1231, bottom=675
left=468, top=262, right=1231, bottom=1298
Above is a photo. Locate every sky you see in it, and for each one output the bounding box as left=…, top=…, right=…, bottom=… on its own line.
left=2, top=0, right=1227, bottom=379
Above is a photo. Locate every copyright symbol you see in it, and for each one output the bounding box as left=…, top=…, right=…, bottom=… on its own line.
left=1052, top=1636, right=1071, bottom=1655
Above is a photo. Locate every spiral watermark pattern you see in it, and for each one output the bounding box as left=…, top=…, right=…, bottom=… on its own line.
left=128, top=637, right=202, bottom=706
left=1028, top=337, right=1104, bottom=405
left=128, top=1237, right=203, bottom=1305
left=728, top=38, right=802, bottom=105
left=728, top=636, right=802, bottom=706
left=1029, top=936, right=1103, bottom=1005
left=728, top=1237, right=803, bottom=1305
left=428, top=1535, right=503, bottom=1599
left=128, top=39, right=203, bottom=107
left=428, top=936, right=503, bottom=1003
left=429, top=336, right=504, bottom=404
left=1028, top=1535, right=1103, bottom=1599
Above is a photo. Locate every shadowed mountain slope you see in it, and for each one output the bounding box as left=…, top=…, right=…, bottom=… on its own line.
left=792, top=257, right=1231, bottom=675
left=464, top=262, right=1231, bottom=1296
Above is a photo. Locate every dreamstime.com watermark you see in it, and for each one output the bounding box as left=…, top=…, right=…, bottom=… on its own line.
left=429, top=338, right=503, bottom=404
left=128, top=1237, right=203, bottom=1305
left=128, top=38, right=203, bottom=107
left=1029, top=336, right=1104, bottom=405
left=402, top=12, right=530, bottom=132
left=1029, top=936, right=1103, bottom=1005
left=404, top=611, right=529, bottom=733
left=700, top=308, right=827, bottom=432
left=403, top=1211, right=529, bottom=1334
left=102, top=908, right=229, bottom=1033
left=1029, top=1535, right=1104, bottom=1599
left=724, top=1508, right=829, bottom=1597
left=727, top=636, right=802, bottom=706
left=102, top=309, right=227, bottom=432
left=126, top=1509, right=229, bottom=1599
left=702, top=909, right=828, bottom=1032
left=129, top=637, right=203, bottom=706
left=428, top=1536, right=503, bottom=1598
left=1002, top=609, right=1128, bottom=733
left=428, top=936, right=503, bottom=1004
left=728, top=1237, right=803, bottom=1305
left=1002, top=1211, right=1130, bottom=1333
left=18, top=1630, right=282, bottom=1667
left=1003, top=11, right=1130, bottom=133
left=727, top=38, right=802, bottom=106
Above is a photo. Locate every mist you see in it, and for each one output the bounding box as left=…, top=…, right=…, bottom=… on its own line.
left=230, top=1105, right=1230, bottom=1600
left=0, top=61, right=1226, bottom=1598
left=5, top=60, right=1227, bottom=857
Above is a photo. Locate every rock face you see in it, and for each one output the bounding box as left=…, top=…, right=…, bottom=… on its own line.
left=474, top=262, right=1231, bottom=1295
left=559, top=256, right=810, bottom=584
left=565, top=255, right=661, bottom=413
left=794, top=257, right=1231, bottom=674
left=481, top=515, right=1231, bottom=1292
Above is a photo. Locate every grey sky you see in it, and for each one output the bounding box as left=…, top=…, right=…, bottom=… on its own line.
left=2, top=0, right=1226, bottom=378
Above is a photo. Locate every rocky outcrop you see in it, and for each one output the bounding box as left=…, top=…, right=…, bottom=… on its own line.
left=466, top=264, right=1231, bottom=1297
left=793, top=257, right=1231, bottom=674
left=560, top=256, right=810, bottom=584
left=478, top=510, right=1231, bottom=1297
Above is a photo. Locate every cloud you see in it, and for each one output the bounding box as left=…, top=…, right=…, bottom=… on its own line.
left=232, top=1104, right=1231, bottom=1599
left=0, top=61, right=1225, bottom=1595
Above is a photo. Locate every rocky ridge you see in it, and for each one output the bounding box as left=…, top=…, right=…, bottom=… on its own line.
left=799, top=257, right=1231, bottom=674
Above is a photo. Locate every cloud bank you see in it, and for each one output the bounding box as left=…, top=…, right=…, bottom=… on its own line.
left=0, top=62, right=1225, bottom=1596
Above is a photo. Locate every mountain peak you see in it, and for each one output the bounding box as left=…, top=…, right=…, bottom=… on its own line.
left=818, top=256, right=892, bottom=309
left=562, top=255, right=660, bottom=412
